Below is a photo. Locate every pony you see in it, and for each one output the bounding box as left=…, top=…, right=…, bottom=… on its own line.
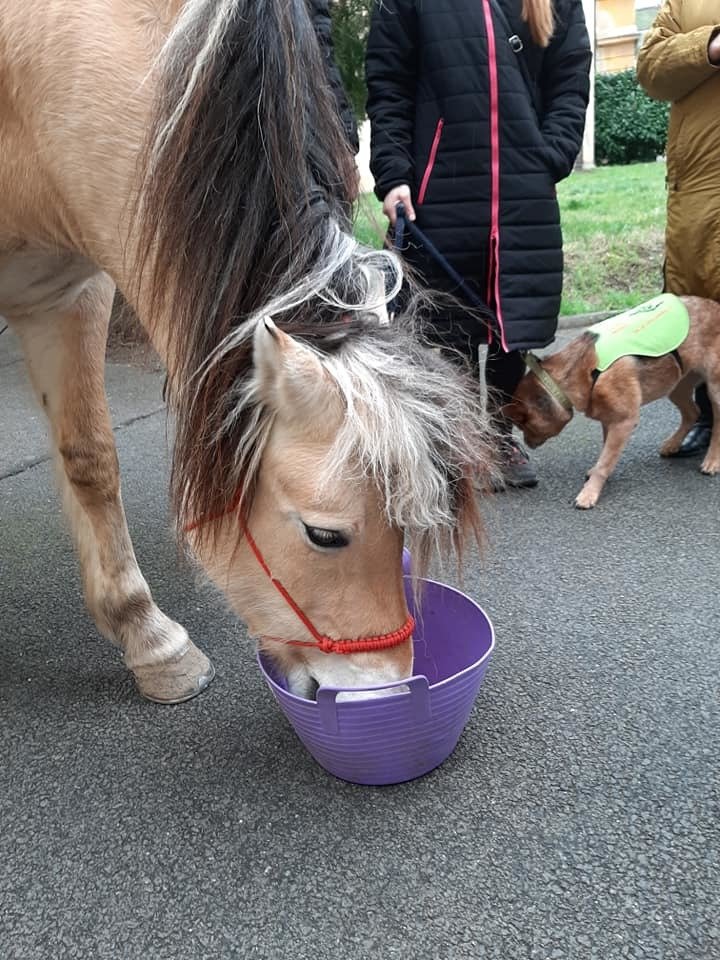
left=0, top=0, right=494, bottom=703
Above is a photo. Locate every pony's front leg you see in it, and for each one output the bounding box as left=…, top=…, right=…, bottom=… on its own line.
left=13, top=274, right=214, bottom=702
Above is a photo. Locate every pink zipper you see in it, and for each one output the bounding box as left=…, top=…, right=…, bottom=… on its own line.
left=480, top=0, right=508, bottom=350
left=417, top=118, right=444, bottom=206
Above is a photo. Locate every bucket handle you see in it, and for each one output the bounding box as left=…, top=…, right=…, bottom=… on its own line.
left=316, top=676, right=432, bottom=735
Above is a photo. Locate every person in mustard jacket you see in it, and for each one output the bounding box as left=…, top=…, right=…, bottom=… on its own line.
left=636, top=2, right=720, bottom=457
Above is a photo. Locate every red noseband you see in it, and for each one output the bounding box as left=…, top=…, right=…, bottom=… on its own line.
left=243, top=527, right=415, bottom=654
left=185, top=507, right=414, bottom=655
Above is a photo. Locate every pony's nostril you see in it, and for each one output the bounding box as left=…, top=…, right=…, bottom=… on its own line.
left=306, top=676, right=320, bottom=701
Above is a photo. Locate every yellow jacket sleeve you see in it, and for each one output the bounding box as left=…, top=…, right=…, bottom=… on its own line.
left=636, top=0, right=720, bottom=102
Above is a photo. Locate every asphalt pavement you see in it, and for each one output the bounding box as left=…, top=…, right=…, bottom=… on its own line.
left=1, top=327, right=718, bottom=960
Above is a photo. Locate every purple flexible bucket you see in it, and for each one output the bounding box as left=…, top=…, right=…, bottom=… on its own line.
left=257, top=553, right=495, bottom=786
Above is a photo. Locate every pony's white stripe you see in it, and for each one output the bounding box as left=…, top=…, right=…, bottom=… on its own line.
left=151, top=0, right=237, bottom=167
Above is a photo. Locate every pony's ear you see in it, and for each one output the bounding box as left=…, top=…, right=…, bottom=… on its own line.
left=253, top=317, right=337, bottom=424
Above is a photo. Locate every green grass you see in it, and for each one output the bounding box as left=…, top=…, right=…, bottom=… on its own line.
left=354, top=192, right=387, bottom=248
left=557, top=161, right=666, bottom=315
left=353, top=161, right=668, bottom=317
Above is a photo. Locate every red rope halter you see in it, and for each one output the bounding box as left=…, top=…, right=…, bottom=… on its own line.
left=185, top=504, right=414, bottom=655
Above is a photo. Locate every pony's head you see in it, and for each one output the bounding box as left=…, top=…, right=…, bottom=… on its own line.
left=183, top=278, right=495, bottom=697
left=188, top=316, right=407, bottom=697
left=133, top=0, right=496, bottom=697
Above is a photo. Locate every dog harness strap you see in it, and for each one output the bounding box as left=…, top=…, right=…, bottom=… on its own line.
left=524, top=353, right=574, bottom=412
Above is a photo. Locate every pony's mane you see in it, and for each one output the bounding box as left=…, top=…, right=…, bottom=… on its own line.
left=204, top=268, right=497, bottom=570
left=133, top=0, right=496, bottom=567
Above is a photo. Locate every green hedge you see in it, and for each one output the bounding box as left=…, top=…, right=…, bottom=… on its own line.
left=595, top=69, right=670, bottom=165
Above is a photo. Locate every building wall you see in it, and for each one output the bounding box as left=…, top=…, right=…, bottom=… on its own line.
left=596, top=0, right=639, bottom=73
left=636, top=1, right=662, bottom=37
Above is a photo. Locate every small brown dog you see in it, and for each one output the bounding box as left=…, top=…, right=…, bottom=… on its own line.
left=507, top=294, right=720, bottom=509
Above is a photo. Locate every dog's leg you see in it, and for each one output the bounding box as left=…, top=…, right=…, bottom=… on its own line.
left=660, top=376, right=699, bottom=457
left=700, top=377, right=720, bottom=475
left=575, top=418, right=638, bottom=509
left=585, top=424, right=608, bottom=482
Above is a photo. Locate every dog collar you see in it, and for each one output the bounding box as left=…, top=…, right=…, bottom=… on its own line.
left=524, top=353, right=574, bottom=413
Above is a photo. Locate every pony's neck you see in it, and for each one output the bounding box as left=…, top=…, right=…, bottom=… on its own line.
left=0, top=0, right=168, bottom=298
left=54, top=2, right=182, bottom=365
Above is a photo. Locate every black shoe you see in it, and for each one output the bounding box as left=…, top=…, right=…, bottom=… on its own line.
left=494, top=436, right=538, bottom=489
left=666, top=422, right=712, bottom=458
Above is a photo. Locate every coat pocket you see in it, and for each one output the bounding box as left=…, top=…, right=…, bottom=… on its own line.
left=417, top=118, right=444, bottom=206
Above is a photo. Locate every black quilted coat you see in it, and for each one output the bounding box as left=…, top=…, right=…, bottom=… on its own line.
left=366, top=0, right=591, bottom=351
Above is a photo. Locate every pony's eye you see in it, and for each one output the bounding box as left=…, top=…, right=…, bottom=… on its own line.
left=303, top=525, right=349, bottom=549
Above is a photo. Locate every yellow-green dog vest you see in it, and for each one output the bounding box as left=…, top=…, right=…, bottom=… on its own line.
left=588, top=294, right=690, bottom=372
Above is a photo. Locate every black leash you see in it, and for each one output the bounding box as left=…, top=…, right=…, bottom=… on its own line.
left=393, top=202, right=490, bottom=312
left=391, top=202, right=497, bottom=341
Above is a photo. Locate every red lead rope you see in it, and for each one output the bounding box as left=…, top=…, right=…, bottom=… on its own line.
left=185, top=506, right=414, bottom=655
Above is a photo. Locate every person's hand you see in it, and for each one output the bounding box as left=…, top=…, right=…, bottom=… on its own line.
left=708, top=31, right=720, bottom=65
left=382, top=185, right=416, bottom=225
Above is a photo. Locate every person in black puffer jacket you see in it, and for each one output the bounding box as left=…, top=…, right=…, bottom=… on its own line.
left=366, top=0, right=591, bottom=487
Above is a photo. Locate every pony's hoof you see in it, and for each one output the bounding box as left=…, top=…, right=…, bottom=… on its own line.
left=132, top=641, right=215, bottom=704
